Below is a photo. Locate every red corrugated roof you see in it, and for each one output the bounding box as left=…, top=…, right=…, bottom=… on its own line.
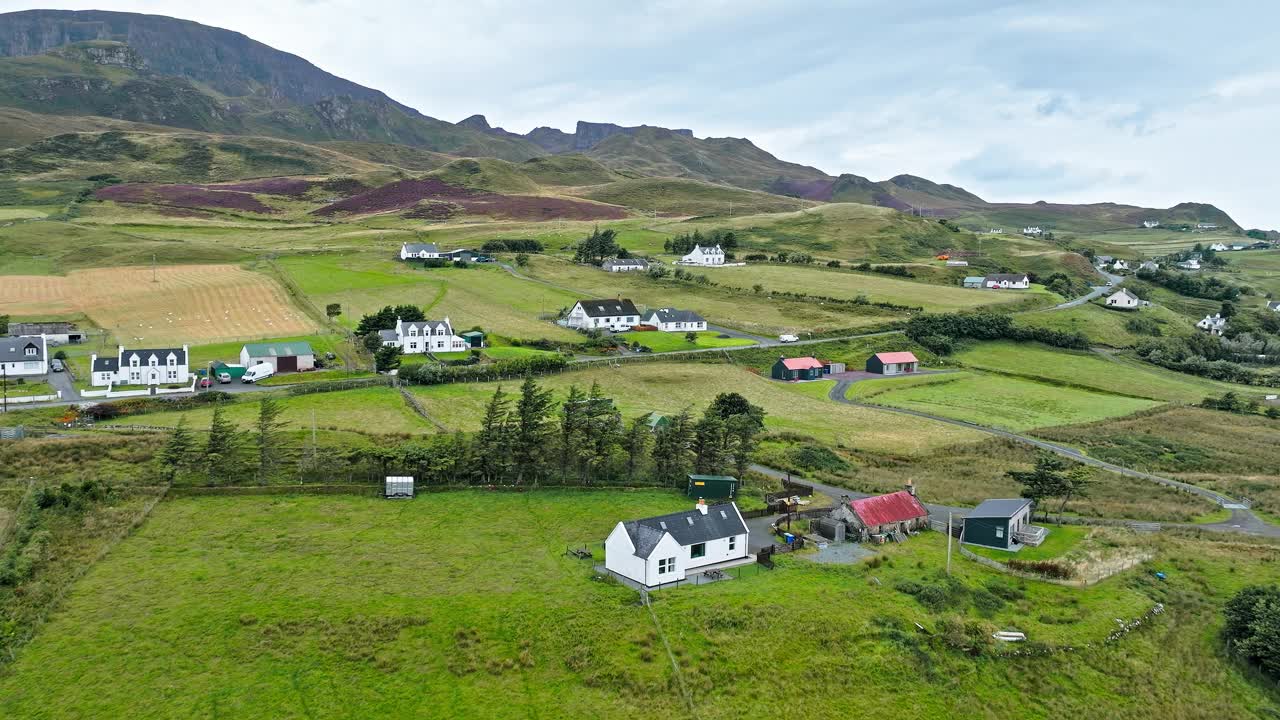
left=872, top=351, right=918, bottom=364
left=849, top=491, right=927, bottom=526
left=781, top=357, right=823, bottom=370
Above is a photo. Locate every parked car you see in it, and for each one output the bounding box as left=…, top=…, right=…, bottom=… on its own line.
left=51, top=359, right=65, bottom=372
left=779, top=334, right=800, bottom=343
left=198, top=377, right=214, bottom=389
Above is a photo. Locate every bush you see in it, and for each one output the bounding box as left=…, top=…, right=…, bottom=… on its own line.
left=1223, top=584, right=1280, bottom=679
left=1006, top=559, right=1074, bottom=579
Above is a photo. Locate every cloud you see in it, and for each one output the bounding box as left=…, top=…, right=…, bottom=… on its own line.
left=951, top=145, right=1143, bottom=196
left=1214, top=70, right=1280, bottom=100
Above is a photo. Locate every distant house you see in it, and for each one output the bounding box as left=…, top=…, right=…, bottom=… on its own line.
left=1177, top=259, right=1201, bottom=271
left=644, top=413, right=671, bottom=432
left=602, top=258, right=649, bottom=272
left=866, top=351, right=919, bottom=375
left=686, top=474, right=739, bottom=500
left=963, top=276, right=986, bottom=288
left=565, top=299, right=641, bottom=330
left=679, top=244, right=725, bottom=266
left=1197, top=223, right=1219, bottom=230
left=1231, top=244, right=1247, bottom=251
left=1209, top=242, right=1229, bottom=252
left=984, top=274, right=1030, bottom=290
left=91, top=345, right=189, bottom=387
left=1022, top=226, right=1043, bottom=236
left=642, top=308, right=707, bottom=332
left=1110, top=259, right=1130, bottom=271
left=1142, top=220, right=1160, bottom=228
left=988, top=228, right=1004, bottom=234
left=604, top=501, right=750, bottom=587
left=6, top=322, right=84, bottom=345
left=844, top=490, right=929, bottom=537
left=0, top=335, right=48, bottom=377
left=945, top=260, right=969, bottom=267
left=1094, top=255, right=1114, bottom=266
left=772, top=356, right=824, bottom=381
left=400, top=242, right=442, bottom=260
left=1196, top=314, right=1228, bottom=336
left=961, top=498, right=1043, bottom=550
left=380, top=317, right=467, bottom=354
left=1105, top=289, right=1140, bottom=310
left=1267, top=301, right=1280, bottom=313
left=240, top=341, right=315, bottom=373
left=1138, top=260, right=1160, bottom=272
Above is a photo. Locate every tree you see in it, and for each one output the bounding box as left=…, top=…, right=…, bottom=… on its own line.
left=707, top=392, right=765, bottom=429
left=374, top=344, right=403, bottom=372
left=515, top=253, right=530, bottom=267
left=580, top=382, right=621, bottom=482
left=362, top=332, right=384, bottom=353
left=1006, top=452, right=1074, bottom=519
left=1224, top=584, right=1280, bottom=680
left=474, top=387, right=512, bottom=483
left=325, top=303, right=342, bottom=319
left=1219, top=301, right=1237, bottom=318
left=157, top=415, right=195, bottom=482
left=685, top=331, right=698, bottom=345
left=355, top=304, right=425, bottom=335
left=204, top=404, right=239, bottom=484
left=573, top=227, right=622, bottom=265
left=724, top=414, right=759, bottom=478
left=692, top=412, right=728, bottom=475
left=652, top=408, right=695, bottom=485
left=254, top=397, right=288, bottom=484
left=752, top=284, right=764, bottom=294
left=623, top=415, right=652, bottom=479
left=558, top=385, right=587, bottom=476
left=511, top=377, right=554, bottom=484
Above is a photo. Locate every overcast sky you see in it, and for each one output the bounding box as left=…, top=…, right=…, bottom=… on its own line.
left=5, top=0, right=1278, bottom=227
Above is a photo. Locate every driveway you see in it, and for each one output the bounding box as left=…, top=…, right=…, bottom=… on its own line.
left=44, top=370, right=80, bottom=402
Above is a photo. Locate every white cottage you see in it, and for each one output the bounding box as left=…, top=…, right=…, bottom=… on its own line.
left=1022, top=226, right=1043, bottom=236
left=605, top=501, right=751, bottom=587
left=0, top=335, right=48, bottom=377
left=564, top=299, right=641, bottom=330
left=1142, top=220, right=1160, bottom=228
left=1110, top=259, right=1130, bottom=271
left=400, top=242, right=442, bottom=260
left=984, top=274, right=1030, bottom=289
left=1105, top=289, right=1140, bottom=309
left=91, top=346, right=190, bottom=387
left=1138, top=260, right=1160, bottom=273
left=379, top=317, right=468, bottom=354
left=1197, top=314, right=1228, bottom=336
left=601, top=258, right=650, bottom=272
left=1209, top=243, right=1229, bottom=252
left=679, top=244, right=725, bottom=266
left=642, top=308, right=707, bottom=332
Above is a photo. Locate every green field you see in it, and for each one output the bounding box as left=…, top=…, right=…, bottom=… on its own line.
left=846, top=370, right=1162, bottom=431
left=615, top=330, right=754, bottom=352
left=5, top=491, right=1275, bottom=719
left=1016, top=302, right=1192, bottom=348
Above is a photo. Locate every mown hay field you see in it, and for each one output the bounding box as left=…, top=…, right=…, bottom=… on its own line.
left=0, top=264, right=317, bottom=345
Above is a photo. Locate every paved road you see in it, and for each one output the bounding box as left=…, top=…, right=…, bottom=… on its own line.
left=823, top=379, right=1280, bottom=537
left=1049, top=268, right=1123, bottom=310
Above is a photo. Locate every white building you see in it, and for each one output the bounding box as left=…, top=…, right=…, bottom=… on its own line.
left=1142, top=220, right=1160, bottom=228
left=91, top=346, right=190, bottom=387
left=984, top=274, right=1031, bottom=289
left=400, top=242, right=442, bottom=260
left=1197, top=223, right=1219, bottom=230
left=379, top=317, right=468, bottom=354
left=679, top=244, right=725, bottom=266
left=1231, top=244, right=1247, bottom=251
left=604, top=500, right=751, bottom=588
left=0, top=335, right=48, bottom=377
left=642, top=308, right=707, bottom=332
left=1105, top=289, right=1141, bottom=309
left=1197, top=314, right=1228, bottom=336
left=988, top=228, right=1004, bottom=234
left=564, top=299, right=641, bottom=331
left=1267, top=301, right=1280, bottom=313
left=1138, top=260, right=1160, bottom=273
left=7, top=322, right=84, bottom=345
left=1022, top=226, right=1043, bottom=236
left=601, top=258, right=649, bottom=272
left=1209, top=243, right=1229, bottom=252
left=1177, top=259, right=1201, bottom=271
left=1111, top=259, right=1130, bottom=271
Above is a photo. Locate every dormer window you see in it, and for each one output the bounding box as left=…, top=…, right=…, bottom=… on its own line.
left=130, top=356, right=139, bottom=367
left=25, top=346, right=36, bottom=356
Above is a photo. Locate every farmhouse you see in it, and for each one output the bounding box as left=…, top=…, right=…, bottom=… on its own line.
left=866, top=351, right=919, bottom=375
left=687, top=474, right=739, bottom=500
left=1022, top=226, right=1043, bottom=236
left=945, top=260, right=969, bottom=267
left=1142, top=220, right=1160, bottom=228
left=380, top=317, right=468, bottom=354
left=604, top=500, right=750, bottom=587
left=1267, top=301, right=1280, bottom=313
left=772, top=356, right=824, bottom=381
left=240, top=341, right=316, bottom=373
left=1139, top=260, right=1160, bottom=272
left=1110, top=259, right=1130, bottom=271
left=91, top=345, right=189, bottom=387
left=984, top=274, right=1030, bottom=289
left=400, top=242, right=442, bottom=260
left=1196, top=314, right=1228, bottom=336
left=961, top=498, right=1045, bottom=550
left=0, top=335, right=48, bottom=377
left=1177, top=259, right=1201, bottom=270
left=1197, top=223, right=1219, bottom=230
left=839, top=489, right=929, bottom=539
left=601, top=258, right=649, bottom=272
left=963, top=276, right=986, bottom=288
left=642, top=308, right=707, bottom=332
left=1094, top=255, right=1114, bottom=266
left=1105, top=289, right=1141, bottom=309
left=1209, top=243, right=1228, bottom=252
left=564, top=299, right=641, bottom=330
left=679, top=244, right=725, bottom=266
left=1231, top=244, right=1246, bottom=251
left=7, top=322, right=84, bottom=345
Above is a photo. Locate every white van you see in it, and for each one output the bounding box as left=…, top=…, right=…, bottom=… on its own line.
left=779, top=334, right=800, bottom=343
left=241, top=362, right=275, bottom=384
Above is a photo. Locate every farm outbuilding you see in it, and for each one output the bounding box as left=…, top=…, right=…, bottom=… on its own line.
left=844, top=489, right=929, bottom=537
left=385, top=476, right=414, bottom=499
left=866, top=352, right=919, bottom=375
left=240, top=341, right=316, bottom=373
left=822, top=361, right=846, bottom=374
left=460, top=331, right=485, bottom=348
left=772, top=356, right=824, bottom=381
left=687, top=474, right=739, bottom=500
left=961, top=498, right=1043, bottom=550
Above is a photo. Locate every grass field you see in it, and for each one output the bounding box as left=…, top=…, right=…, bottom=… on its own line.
left=846, top=370, right=1163, bottom=431
left=1016, top=302, right=1192, bottom=348
left=0, top=263, right=317, bottom=345
left=187, top=334, right=350, bottom=369
left=615, top=330, right=754, bottom=352
left=2, top=492, right=1277, bottom=719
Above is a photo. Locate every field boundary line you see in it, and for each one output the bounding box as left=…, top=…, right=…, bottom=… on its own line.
left=641, top=590, right=698, bottom=719
left=396, top=386, right=450, bottom=431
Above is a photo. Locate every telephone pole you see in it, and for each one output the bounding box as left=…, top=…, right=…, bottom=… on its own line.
left=946, top=512, right=953, bottom=576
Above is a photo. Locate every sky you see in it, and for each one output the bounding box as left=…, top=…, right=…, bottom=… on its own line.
left=4, top=0, right=1279, bottom=227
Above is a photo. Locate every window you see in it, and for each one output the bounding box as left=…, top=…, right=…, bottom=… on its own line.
left=24, top=346, right=36, bottom=356
left=995, top=526, right=1004, bottom=539
left=728, top=536, right=736, bottom=552
left=690, top=543, right=706, bottom=559
left=658, top=557, right=675, bottom=574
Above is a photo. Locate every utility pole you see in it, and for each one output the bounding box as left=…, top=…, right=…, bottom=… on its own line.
left=946, top=512, right=953, bottom=576
left=2, top=363, right=7, bottom=413
left=152, top=253, right=158, bottom=283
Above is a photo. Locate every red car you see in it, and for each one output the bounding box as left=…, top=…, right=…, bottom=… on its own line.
left=198, top=377, right=214, bottom=389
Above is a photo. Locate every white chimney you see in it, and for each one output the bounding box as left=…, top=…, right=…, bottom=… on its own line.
left=696, top=498, right=708, bottom=515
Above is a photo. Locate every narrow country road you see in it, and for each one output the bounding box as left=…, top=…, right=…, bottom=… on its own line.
left=1047, top=267, right=1124, bottom=310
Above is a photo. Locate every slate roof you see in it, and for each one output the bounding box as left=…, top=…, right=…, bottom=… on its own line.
left=242, top=341, right=313, bottom=358
left=402, top=242, right=439, bottom=254
left=646, top=308, right=706, bottom=324
left=849, top=491, right=927, bottom=526
left=1267, top=301, right=1280, bottom=311
left=602, top=258, right=649, bottom=269
left=92, top=356, right=119, bottom=373
left=986, top=273, right=1029, bottom=283
left=963, top=276, right=986, bottom=283
left=687, top=244, right=724, bottom=255
left=576, top=298, right=640, bottom=317
left=872, top=351, right=918, bottom=364
left=401, top=319, right=452, bottom=333
left=622, top=503, right=746, bottom=559
left=8, top=322, right=77, bottom=335
left=121, top=347, right=187, bottom=365
left=967, top=498, right=1033, bottom=519
left=378, top=329, right=399, bottom=342
left=1108, top=289, right=1139, bottom=302
left=0, top=336, right=44, bottom=362
left=780, top=357, right=823, bottom=370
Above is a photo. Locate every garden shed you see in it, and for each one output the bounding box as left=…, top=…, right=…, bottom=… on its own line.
left=460, top=331, right=485, bottom=348
left=961, top=498, right=1043, bottom=550
left=687, top=474, right=739, bottom=500
left=772, top=356, right=824, bottom=381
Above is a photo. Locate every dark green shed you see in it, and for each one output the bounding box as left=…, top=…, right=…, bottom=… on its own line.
left=772, top=356, right=824, bottom=381
left=461, top=331, right=485, bottom=348
left=686, top=474, right=739, bottom=500
left=961, top=498, right=1034, bottom=550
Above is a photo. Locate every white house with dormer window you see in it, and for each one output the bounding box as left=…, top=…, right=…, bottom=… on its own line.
left=379, top=317, right=467, bottom=354
left=0, top=335, right=48, bottom=377
left=400, top=242, right=442, bottom=260
left=1142, top=220, right=1160, bottom=228
left=1196, top=314, right=1228, bottom=336
left=564, top=299, right=641, bottom=330
left=1022, top=226, right=1043, bottom=236
left=605, top=500, right=751, bottom=587
left=91, top=346, right=190, bottom=387
left=679, top=244, right=725, bottom=266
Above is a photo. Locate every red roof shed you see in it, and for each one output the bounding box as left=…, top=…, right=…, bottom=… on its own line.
left=871, top=351, right=919, bottom=364
left=781, top=357, right=823, bottom=370
left=849, top=491, right=928, bottom=527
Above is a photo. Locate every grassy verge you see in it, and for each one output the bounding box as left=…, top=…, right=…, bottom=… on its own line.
left=615, top=330, right=754, bottom=353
